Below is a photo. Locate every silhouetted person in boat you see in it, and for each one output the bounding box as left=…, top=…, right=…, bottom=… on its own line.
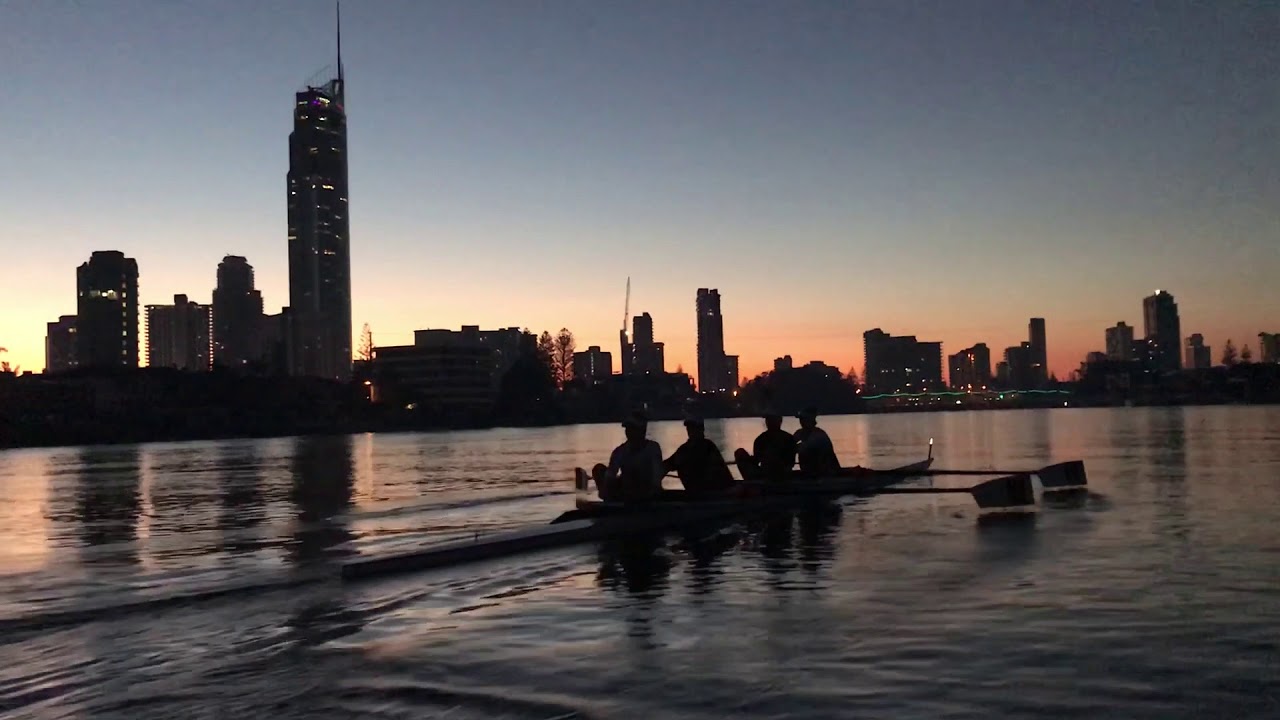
left=750, top=412, right=797, bottom=483
left=663, top=417, right=737, bottom=499
left=793, top=407, right=840, bottom=477
left=592, top=411, right=664, bottom=502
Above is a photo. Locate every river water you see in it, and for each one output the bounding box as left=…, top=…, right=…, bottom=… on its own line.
left=0, top=407, right=1277, bottom=719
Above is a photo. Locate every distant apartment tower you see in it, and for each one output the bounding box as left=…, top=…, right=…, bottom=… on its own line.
left=145, top=294, right=212, bottom=371
left=1184, top=334, right=1211, bottom=370
left=1143, top=290, right=1182, bottom=372
left=948, top=343, right=992, bottom=389
left=414, top=326, right=529, bottom=381
left=1000, top=343, right=1034, bottom=389
left=696, top=288, right=730, bottom=393
left=725, top=355, right=739, bottom=390
left=573, top=346, right=613, bottom=383
left=45, top=315, right=78, bottom=374
left=287, top=12, right=352, bottom=381
left=774, top=355, right=794, bottom=372
left=1260, top=333, right=1279, bottom=364
left=627, top=312, right=664, bottom=375
left=75, top=251, right=139, bottom=369
left=863, top=328, right=943, bottom=394
left=257, top=310, right=291, bottom=374
left=212, top=255, right=264, bottom=368
left=1028, top=317, right=1047, bottom=384
left=1105, top=322, right=1135, bottom=361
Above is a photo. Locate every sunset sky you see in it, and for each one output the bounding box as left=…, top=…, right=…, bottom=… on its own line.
left=2, top=1, right=1277, bottom=381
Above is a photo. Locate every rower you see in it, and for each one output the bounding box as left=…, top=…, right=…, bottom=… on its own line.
left=592, top=410, right=664, bottom=502
left=663, top=416, right=736, bottom=499
left=750, top=412, right=797, bottom=483
left=793, top=407, right=840, bottom=477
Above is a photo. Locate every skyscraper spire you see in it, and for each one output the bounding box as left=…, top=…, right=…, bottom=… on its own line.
left=336, top=1, right=344, bottom=83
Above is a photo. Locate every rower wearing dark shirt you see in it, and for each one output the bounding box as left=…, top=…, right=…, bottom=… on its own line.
left=793, top=407, right=841, bottom=477
left=751, top=412, right=796, bottom=483
left=663, top=417, right=736, bottom=499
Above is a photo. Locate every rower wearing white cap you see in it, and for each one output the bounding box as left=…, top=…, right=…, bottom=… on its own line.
left=663, top=415, right=737, bottom=499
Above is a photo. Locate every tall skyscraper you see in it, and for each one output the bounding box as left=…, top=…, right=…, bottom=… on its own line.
left=45, top=315, right=78, bottom=374
left=696, top=288, right=729, bottom=393
left=145, top=294, right=212, bottom=371
left=1185, top=334, right=1211, bottom=370
left=75, top=251, right=139, bottom=369
left=1105, top=322, right=1135, bottom=361
left=213, top=255, right=264, bottom=368
left=1028, top=317, right=1047, bottom=384
left=287, top=6, right=352, bottom=381
left=1143, top=290, right=1182, bottom=372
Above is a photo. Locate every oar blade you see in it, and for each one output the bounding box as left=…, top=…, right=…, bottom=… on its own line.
left=971, top=473, right=1037, bottom=509
left=1037, top=460, right=1087, bottom=489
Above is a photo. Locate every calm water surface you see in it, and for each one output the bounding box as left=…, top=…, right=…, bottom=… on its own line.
left=0, top=407, right=1277, bottom=719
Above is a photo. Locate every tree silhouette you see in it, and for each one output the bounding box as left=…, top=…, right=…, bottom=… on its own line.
left=551, top=328, right=575, bottom=388
left=1241, top=344, right=1253, bottom=363
left=536, top=331, right=555, bottom=366
left=356, top=324, right=374, bottom=362
left=1221, top=339, right=1238, bottom=366
left=845, top=367, right=860, bottom=388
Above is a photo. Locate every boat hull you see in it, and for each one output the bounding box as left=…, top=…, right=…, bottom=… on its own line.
left=340, top=456, right=934, bottom=582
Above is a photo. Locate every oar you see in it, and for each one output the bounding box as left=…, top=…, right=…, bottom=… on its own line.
left=855, top=458, right=1085, bottom=486
left=872, top=473, right=1037, bottom=509
left=912, top=460, right=1087, bottom=489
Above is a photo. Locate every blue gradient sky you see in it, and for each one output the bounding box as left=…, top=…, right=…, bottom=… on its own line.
left=2, top=0, right=1277, bottom=379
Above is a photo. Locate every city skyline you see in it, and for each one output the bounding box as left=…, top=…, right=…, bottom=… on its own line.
left=3, top=2, right=1277, bottom=378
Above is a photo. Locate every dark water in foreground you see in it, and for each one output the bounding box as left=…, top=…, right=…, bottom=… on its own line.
left=0, top=407, right=1277, bottom=719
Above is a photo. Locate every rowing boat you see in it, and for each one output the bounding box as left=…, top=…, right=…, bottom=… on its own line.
left=341, top=443, right=949, bottom=582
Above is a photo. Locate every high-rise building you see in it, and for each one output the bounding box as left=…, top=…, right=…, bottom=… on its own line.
left=628, top=312, right=664, bottom=375
left=1185, top=334, right=1211, bottom=370
left=258, top=311, right=290, bottom=374
left=45, top=315, right=78, bottom=374
left=1105, top=322, right=1135, bottom=361
left=696, top=288, right=729, bottom=393
left=287, top=7, right=352, bottom=381
left=1259, top=333, right=1279, bottom=364
left=948, top=343, right=992, bottom=389
left=863, top=328, right=944, bottom=394
left=145, top=294, right=212, bottom=371
left=1028, top=317, right=1047, bottom=384
left=1143, top=290, right=1182, bottom=372
left=75, top=251, right=139, bottom=369
left=573, top=346, right=613, bottom=383
left=724, top=355, right=739, bottom=391
left=1002, top=343, right=1033, bottom=389
left=212, top=255, right=264, bottom=368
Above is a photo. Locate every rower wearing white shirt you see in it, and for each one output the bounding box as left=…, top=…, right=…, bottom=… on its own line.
left=592, top=410, right=664, bottom=502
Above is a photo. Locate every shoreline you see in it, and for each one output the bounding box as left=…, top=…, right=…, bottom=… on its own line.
left=3, top=398, right=1271, bottom=452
